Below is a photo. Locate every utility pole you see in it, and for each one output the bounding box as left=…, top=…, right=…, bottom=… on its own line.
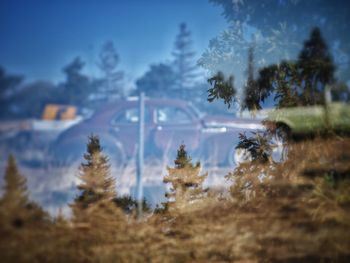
left=136, top=92, right=145, bottom=219
left=324, top=84, right=332, bottom=131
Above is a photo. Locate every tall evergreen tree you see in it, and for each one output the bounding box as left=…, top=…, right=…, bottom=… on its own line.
left=243, top=46, right=260, bottom=111
left=297, top=27, right=336, bottom=105
left=163, top=144, right=207, bottom=212
left=172, top=23, right=199, bottom=98
left=0, top=155, right=48, bottom=228
left=256, top=61, right=301, bottom=109
left=249, top=27, right=335, bottom=110
left=61, top=57, right=91, bottom=106
left=1, top=155, right=28, bottom=208
left=135, top=63, right=176, bottom=97
left=205, top=0, right=350, bottom=81
left=72, top=135, right=116, bottom=212
left=98, top=41, right=124, bottom=100
left=76, top=135, right=116, bottom=205
left=71, top=135, right=124, bottom=240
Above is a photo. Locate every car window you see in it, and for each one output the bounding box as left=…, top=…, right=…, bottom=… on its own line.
left=111, top=107, right=150, bottom=125
left=188, top=102, right=206, bottom=118
left=156, top=106, right=192, bottom=124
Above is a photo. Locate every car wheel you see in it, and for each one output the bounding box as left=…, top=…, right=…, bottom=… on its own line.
left=270, top=124, right=291, bottom=162
left=228, top=146, right=252, bottom=167
left=104, top=141, right=126, bottom=168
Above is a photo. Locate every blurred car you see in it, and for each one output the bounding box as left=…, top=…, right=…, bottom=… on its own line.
left=0, top=104, right=83, bottom=167
left=49, top=97, right=264, bottom=167
left=264, top=87, right=350, bottom=139
left=258, top=86, right=350, bottom=163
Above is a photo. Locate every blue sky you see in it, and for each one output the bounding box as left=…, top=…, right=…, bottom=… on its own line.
left=0, top=0, right=227, bottom=83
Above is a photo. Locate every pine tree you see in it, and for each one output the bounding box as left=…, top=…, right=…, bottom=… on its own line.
left=0, top=155, right=48, bottom=228
left=252, top=28, right=335, bottom=109
left=172, top=23, right=199, bottom=98
left=61, top=57, right=91, bottom=106
left=135, top=63, right=176, bottom=97
left=163, top=144, right=208, bottom=212
left=98, top=41, right=124, bottom=101
left=1, top=155, right=28, bottom=209
left=72, top=135, right=116, bottom=211
left=243, top=46, right=260, bottom=111
left=273, top=62, right=301, bottom=108
left=297, top=27, right=336, bottom=105
left=71, top=135, right=124, bottom=239
left=208, top=28, right=336, bottom=110
left=207, top=71, right=236, bottom=108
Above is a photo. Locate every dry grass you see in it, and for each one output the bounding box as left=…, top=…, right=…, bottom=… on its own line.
left=0, top=136, right=350, bottom=262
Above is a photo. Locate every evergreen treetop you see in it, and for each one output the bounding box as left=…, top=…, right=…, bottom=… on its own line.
left=135, top=63, right=176, bottom=97
left=0, top=155, right=48, bottom=227
left=61, top=57, right=91, bottom=106
left=71, top=135, right=125, bottom=234
left=297, top=27, right=336, bottom=105
left=208, top=27, right=337, bottom=111
left=163, top=144, right=207, bottom=212
left=98, top=41, right=124, bottom=100
left=1, top=154, right=28, bottom=207
left=172, top=23, right=199, bottom=94
left=207, top=72, right=236, bottom=108
left=174, top=144, right=198, bottom=169
left=243, top=46, right=260, bottom=111
left=73, top=135, right=116, bottom=210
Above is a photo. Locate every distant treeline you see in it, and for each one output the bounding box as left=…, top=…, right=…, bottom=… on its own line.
left=0, top=23, right=217, bottom=120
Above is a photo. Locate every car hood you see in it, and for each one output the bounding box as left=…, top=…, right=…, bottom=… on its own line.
left=202, top=115, right=264, bottom=130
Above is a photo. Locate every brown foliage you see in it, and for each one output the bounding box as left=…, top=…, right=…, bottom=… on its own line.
left=0, top=137, right=349, bottom=262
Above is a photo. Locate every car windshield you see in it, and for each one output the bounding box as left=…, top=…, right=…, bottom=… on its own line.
left=111, top=106, right=151, bottom=124
left=188, top=103, right=205, bottom=119
left=156, top=106, right=192, bottom=124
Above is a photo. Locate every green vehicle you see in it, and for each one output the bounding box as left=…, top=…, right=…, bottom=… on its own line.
left=264, top=86, right=350, bottom=138
left=243, top=85, right=350, bottom=163
left=233, top=86, right=350, bottom=164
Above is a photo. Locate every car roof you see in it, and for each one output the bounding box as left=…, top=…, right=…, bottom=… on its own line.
left=99, top=97, right=191, bottom=112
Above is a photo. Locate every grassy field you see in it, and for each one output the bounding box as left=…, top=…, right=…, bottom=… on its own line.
left=0, top=136, right=349, bottom=262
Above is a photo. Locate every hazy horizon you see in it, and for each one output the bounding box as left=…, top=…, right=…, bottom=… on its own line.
left=0, top=0, right=227, bottom=84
